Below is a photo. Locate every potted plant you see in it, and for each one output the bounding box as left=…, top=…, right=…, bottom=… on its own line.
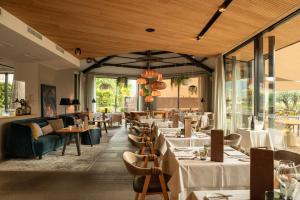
left=188, top=85, right=197, bottom=95
left=171, top=76, right=189, bottom=87
left=116, top=77, right=128, bottom=87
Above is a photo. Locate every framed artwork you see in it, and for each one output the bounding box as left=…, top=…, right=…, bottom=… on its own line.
left=41, top=84, right=57, bottom=117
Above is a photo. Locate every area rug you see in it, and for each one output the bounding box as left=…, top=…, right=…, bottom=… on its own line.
left=0, top=144, right=107, bottom=172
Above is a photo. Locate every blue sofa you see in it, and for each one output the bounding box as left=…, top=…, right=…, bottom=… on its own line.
left=6, top=114, right=101, bottom=159
left=6, top=117, right=68, bottom=159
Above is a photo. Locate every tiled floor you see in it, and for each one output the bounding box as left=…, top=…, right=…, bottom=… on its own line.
left=0, top=126, right=162, bottom=200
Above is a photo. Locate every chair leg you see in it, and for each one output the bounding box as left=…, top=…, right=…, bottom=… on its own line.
left=134, top=193, right=139, bottom=200
left=141, top=175, right=151, bottom=200
left=159, top=175, right=169, bottom=200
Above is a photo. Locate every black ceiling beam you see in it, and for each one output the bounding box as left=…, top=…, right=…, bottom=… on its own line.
left=113, top=55, right=139, bottom=59
left=180, top=54, right=213, bottom=73
left=102, top=62, right=194, bottom=69
left=154, top=56, right=183, bottom=59
left=199, top=57, right=208, bottom=63
left=196, top=0, right=233, bottom=40
left=131, top=51, right=171, bottom=56
left=82, top=56, right=114, bottom=73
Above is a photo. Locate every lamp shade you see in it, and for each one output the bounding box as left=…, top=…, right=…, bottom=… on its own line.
left=136, top=78, right=147, bottom=85
left=151, top=81, right=167, bottom=90
left=139, top=88, right=145, bottom=96
left=151, top=90, right=161, bottom=97
left=141, top=69, right=158, bottom=78
left=145, top=96, right=154, bottom=103
left=59, top=98, right=71, bottom=105
left=72, top=99, right=80, bottom=105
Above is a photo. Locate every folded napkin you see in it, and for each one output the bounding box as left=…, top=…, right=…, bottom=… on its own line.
left=164, top=133, right=176, bottom=137
left=194, top=132, right=209, bottom=138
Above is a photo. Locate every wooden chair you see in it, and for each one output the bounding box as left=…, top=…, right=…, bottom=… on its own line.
left=123, top=151, right=170, bottom=200
left=274, top=149, right=300, bottom=165
left=124, top=112, right=133, bottom=128
left=224, top=133, right=242, bottom=149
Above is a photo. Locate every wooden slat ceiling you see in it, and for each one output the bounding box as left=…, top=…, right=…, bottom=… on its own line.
left=1, top=0, right=300, bottom=59
left=227, top=13, right=300, bottom=61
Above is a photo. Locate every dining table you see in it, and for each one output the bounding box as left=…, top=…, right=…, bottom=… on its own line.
left=155, top=127, right=210, bottom=155
left=186, top=189, right=250, bottom=200
left=162, top=146, right=250, bottom=200
left=237, top=128, right=272, bottom=153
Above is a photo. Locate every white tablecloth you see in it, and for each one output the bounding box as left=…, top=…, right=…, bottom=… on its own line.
left=237, top=128, right=272, bottom=153
left=186, top=190, right=250, bottom=200
left=162, top=147, right=250, bottom=200
left=140, top=118, right=165, bottom=125
left=155, top=128, right=210, bottom=155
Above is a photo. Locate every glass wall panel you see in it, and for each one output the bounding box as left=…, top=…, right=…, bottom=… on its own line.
left=0, top=73, right=14, bottom=116
left=224, top=42, right=254, bottom=132
left=95, top=77, right=137, bottom=112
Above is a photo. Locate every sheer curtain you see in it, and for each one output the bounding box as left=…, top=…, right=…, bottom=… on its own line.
left=85, top=74, right=96, bottom=112
left=213, top=54, right=227, bottom=131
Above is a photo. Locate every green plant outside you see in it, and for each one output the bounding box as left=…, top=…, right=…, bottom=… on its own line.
left=95, top=78, right=131, bottom=112
left=0, top=82, right=12, bottom=113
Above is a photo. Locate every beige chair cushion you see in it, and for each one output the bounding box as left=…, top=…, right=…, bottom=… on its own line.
left=23, top=123, right=43, bottom=140
left=41, top=124, right=54, bottom=135
left=47, top=119, right=64, bottom=131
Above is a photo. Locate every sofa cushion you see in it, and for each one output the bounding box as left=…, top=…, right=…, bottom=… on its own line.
left=41, top=124, right=54, bottom=135
left=22, top=123, right=43, bottom=140
left=34, top=134, right=64, bottom=156
left=48, top=119, right=64, bottom=131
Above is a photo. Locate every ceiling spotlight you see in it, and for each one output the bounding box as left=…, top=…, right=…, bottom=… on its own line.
left=218, top=7, right=226, bottom=12
left=86, top=57, right=93, bottom=63
left=196, top=35, right=203, bottom=40
left=145, top=28, right=155, bottom=32
left=75, top=48, right=81, bottom=56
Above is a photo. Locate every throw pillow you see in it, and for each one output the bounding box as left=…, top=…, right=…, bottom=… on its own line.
left=23, top=123, right=43, bottom=140
left=47, top=119, right=64, bottom=131
left=41, top=124, right=54, bottom=135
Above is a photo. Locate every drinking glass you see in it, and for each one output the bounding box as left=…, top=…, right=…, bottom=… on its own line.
left=199, top=148, right=207, bottom=160
left=276, top=160, right=298, bottom=200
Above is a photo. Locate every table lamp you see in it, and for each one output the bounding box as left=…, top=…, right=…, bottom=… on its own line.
left=60, top=98, right=71, bottom=115
left=72, top=99, right=80, bottom=112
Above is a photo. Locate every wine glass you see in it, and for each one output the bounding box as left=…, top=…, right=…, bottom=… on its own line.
left=276, top=160, right=298, bottom=200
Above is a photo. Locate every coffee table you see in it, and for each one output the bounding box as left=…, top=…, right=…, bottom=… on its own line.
left=92, top=119, right=109, bottom=134
left=56, top=126, right=93, bottom=156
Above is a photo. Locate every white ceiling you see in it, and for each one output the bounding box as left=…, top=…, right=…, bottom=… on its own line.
left=0, top=23, right=79, bottom=71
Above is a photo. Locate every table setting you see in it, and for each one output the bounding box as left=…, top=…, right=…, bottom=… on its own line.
left=155, top=127, right=211, bottom=156
left=162, top=146, right=250, bottom=200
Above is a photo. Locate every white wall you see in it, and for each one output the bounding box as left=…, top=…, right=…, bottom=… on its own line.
left=0, top=62, right=77, bottom=160
left=14, top=63, right=76, bottom=116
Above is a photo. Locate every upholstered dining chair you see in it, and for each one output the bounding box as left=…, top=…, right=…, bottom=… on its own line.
left=123, top=151, right=170, bottom=200
left=224, top=133, right=242, bottom=150
left=275, top=149, right=300, bottom=165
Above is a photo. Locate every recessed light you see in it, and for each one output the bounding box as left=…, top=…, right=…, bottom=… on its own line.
left=218, top=7, right=226, bottom=12
left=145, top=28, right=155, bottom=33
left=196, top=36, right=203, bottom=40
left=75, top=48, right=81, bottom=56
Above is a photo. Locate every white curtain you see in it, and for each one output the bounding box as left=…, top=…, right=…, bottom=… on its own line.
left=213, top=54, right=227, bottom=131
left=85, top=74, right=96, bottom=112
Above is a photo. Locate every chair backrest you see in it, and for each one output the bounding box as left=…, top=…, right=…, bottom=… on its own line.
left=123, top=151, right=151, bottom=176
left=274, top=150, right=300, bottom=166
left=123, top=151, right=141, bottom=175
left=224, top=133, right=242, bottom=146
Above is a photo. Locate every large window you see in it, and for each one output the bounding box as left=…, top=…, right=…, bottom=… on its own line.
left=224, top=11, right=300, bottom=148
left=0, top=73, right=14, bottom=115
left=224, top=42, right=254, bottom=132
left=95, top=77, right=137, bottom=112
